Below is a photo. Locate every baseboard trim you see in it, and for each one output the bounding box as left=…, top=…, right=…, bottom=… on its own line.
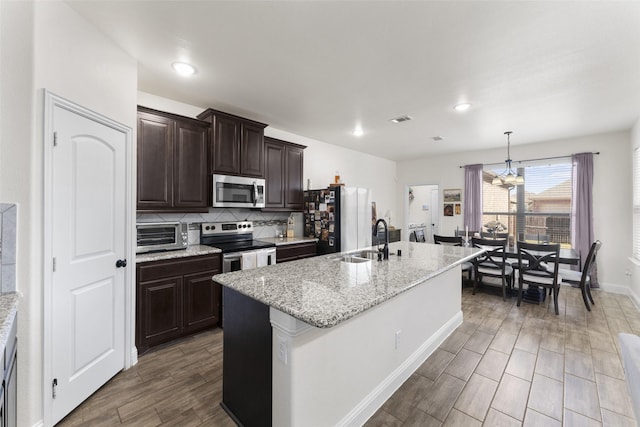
left=599, top=282, right=630, bottom=295
left=336, top=311, right=463, bottom=427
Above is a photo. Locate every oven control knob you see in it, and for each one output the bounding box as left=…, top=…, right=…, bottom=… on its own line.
left=247, top=224, right=251, bottom=228
left=205, top=226, right=210, bottom=230
left=212, top=225, right=216, bottom=230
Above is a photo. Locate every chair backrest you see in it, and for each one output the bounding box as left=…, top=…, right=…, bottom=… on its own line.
left=516, top=241, right=560, bottom=284
left=455, top=230, right=477, bottom=238
left=471, top=237, right=508, bottom=271
left=434, top=234, right=463, bottom=246
left=413, top=229, right=426, bottom=242
left=580, top=240, right=602, bottom=284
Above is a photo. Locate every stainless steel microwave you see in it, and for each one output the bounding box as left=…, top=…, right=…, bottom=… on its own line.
left=212, top=174, right=265, bottom=208
left=136, top=222, right=188, bottom=253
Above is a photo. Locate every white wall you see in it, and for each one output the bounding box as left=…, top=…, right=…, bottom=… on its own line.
left=630, top=118, right=640, bottom=307
left=0, top=2, right=137, bottom=425
left=137, top=91, right=399, bottom=229
left=396, top=131, right=632, bottom=291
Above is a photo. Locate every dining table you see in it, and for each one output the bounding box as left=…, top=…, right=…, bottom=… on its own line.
left=466, top=239, right=581, bottom=304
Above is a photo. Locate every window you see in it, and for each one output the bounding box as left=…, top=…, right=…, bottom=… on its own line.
left=633, top=147, right=640, bottom=261
left=482, top=161, right=572, bottom=247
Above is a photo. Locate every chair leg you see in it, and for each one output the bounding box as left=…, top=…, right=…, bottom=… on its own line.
left=581, top=282, right=592, bottom=311
left=517, top=279, right=522, bottom=307
left=472, top=272, right=478, bottom=295
left=501, top=276, right=506, bottom=301
left=553, top=286, right=559, bottom=315
left=586, top=282, right=595, bottom=305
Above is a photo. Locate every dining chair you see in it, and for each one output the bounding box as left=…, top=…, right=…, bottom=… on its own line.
left=559, top=240, right=601, bottom=311
left=516, top=241, right=561, bottom=314
left=471, top=237, right=512, bottom=300
left=434, top=234, right=473, bottom=284
left=413, top=229, right=426, bottom=242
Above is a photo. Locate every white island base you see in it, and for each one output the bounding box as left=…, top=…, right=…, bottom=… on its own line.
left=270, top=266, right=462, bottom=426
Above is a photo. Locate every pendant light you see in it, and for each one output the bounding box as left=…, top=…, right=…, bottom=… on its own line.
left=492, top=131, right=524, bottom=186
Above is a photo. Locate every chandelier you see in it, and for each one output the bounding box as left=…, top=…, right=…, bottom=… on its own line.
left=492, top=131, right=524, bottom=186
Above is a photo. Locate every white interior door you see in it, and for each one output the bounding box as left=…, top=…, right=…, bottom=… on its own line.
left=49, top=101, right=127, bottom=424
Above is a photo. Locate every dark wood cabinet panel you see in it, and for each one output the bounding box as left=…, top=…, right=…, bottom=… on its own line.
left=184, top=271, right=221, bottom=333
left=174, top=122, right=209, bottom=208
left=263, top=137, right=306, bottom=211
left=212, top=114, right=240, bottom=175
left=137, top=112, right=174, bottom=210
left=240, top=122, right=265, bottom=177
left=136, top=253, right=221, bottom=354
left=276, top=241, right=317, bottom=263
left=3, top=318, right=16, bottom=427
left=138, top=277, right=183, bottom=352
left=284, top=145, right=304, bottom=210
left=264, top=141, right=285, bottom=208
left=137, top=107, right=210, bottom=213
left=197, top=109, right=267, bottom=178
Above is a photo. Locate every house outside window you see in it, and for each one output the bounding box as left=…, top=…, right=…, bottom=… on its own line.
left=482, top=161, right=573, bottom=247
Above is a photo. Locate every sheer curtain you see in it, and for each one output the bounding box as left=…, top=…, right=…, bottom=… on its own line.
left=464, top=164, right=483, bottom=234
left=571, top=152, right=597, bottom=286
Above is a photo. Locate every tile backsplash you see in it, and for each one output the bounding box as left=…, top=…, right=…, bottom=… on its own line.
left=0, top=203, right=17, bottom=293
left=137, top=208, right=303, bottom=240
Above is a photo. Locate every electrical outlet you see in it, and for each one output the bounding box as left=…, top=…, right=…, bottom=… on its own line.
left=277, top=336, right=288, bottom=365
left=395, top=330, right=402, bottom=350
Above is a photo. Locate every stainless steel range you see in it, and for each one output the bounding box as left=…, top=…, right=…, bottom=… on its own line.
left=200, top=221, right=276, bottom=273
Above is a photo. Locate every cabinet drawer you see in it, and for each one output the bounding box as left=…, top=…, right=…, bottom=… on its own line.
left=276, top=242, right=317, bottom=263
left=137, top=254, right=221, bottom=282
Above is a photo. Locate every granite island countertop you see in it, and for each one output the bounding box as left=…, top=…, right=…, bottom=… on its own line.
left=213, top=241, right=482, bottom=328
left=136, top=244, right=222, bottom=263
left=0, top=293, right=18, bottom=352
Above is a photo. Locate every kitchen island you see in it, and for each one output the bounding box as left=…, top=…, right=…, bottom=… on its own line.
left=214, top=241, right=481, bottom=426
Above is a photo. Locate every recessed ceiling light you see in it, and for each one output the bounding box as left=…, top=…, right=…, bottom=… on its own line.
left=390, top=115, right=413, bottom=123
left=454, top=103, right=471, bottom=112
left=172, top=62, right=196, bottom=76
left=352, top=126, right=364, bottom=137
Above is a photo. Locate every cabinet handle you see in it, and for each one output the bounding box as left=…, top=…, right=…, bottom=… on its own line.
left=116, top=259, right=127, bottom=268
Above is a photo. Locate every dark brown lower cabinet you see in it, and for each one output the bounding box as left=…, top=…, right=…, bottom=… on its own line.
left=2, top=318, right=16, bottom=427
left=276, top=241, right=317, bottom=263
left=136, top=253, right=221, bottom=354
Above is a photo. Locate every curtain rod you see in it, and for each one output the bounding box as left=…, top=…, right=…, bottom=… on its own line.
left=459, top=152, right=600, bottom=168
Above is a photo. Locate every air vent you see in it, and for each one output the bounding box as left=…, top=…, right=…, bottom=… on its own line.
left=432, top=136, right=444, bottom=142
left=390, top=115, right=413, bottom=124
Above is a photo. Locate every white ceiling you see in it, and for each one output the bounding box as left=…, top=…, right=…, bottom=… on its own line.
left=67, top=1, right=640, bottom=161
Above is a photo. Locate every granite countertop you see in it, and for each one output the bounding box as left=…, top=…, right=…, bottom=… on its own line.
left=0, top=293, right=18, bottom=352
left=213, top=241, right=482, bottom=328
left=257, top=236, right=318, bottom=246
left=136, top=244, right=222, bottom=263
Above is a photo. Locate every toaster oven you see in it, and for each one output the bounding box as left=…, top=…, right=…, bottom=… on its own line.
left=136, top=222, right=188, bottom=253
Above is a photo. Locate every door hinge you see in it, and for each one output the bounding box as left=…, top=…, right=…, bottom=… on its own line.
left=53, top=132, right=58, bottom=147
left=52, top=378, right=58, bottom=399
left=52, top=257, right=56, bottom=272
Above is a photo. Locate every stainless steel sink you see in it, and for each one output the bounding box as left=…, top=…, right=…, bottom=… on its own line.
left=339, top=255, right=371, bottom=264
left=332, top=249, right=380, bottom=263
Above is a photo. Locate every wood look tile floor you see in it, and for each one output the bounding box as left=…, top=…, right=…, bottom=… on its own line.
left=58, top=285, right=639, bottom=426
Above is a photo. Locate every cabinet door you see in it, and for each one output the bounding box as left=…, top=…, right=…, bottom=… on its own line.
left=213, top=115, right=240, bottom=175
left=4, top=352, right=16, bottom=427
left=174, top=120, right=209, bottom=209
left=137, top=277, right=183, bottom=353
left=240, top=122, right=265, bottom=178
left=284, top=145, right=304, bottom=210
left=184, top=271, right=220, bottom=333
left=264, top=140, right=285, bottom=208
left=137, top=113, right=174, bottom=210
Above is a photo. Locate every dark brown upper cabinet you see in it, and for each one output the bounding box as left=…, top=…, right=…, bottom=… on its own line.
left=137, top=106, right=210, bottom=213
left=197, top=109, right=267, bottom=178
left=263, top=137, right=306, bottom=211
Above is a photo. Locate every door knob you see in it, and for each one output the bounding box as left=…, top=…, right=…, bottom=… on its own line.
left=116, top=259, right=127, bottom=268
